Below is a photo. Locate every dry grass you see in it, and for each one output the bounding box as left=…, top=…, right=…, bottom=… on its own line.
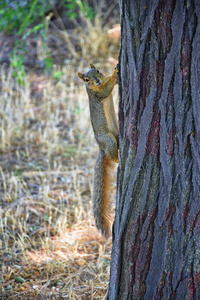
left=0, top=7, right=119, bottom=298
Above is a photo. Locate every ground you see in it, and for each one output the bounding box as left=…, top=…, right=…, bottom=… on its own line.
left=0, top=7, right=120, bottom=299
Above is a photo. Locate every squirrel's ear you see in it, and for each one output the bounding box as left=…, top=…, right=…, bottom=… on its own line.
left=90, top=63, right=96, bottom=69
left=78, top=72, right=84, bottom=81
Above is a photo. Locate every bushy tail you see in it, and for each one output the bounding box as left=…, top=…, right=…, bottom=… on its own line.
left=93, top=150, right=115, bottom=237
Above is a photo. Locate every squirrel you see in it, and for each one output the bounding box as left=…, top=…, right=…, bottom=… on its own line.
left=78, top=64, right=119, bottom=236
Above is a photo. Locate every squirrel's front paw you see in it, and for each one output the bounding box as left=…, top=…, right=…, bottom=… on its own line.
left=112, top=68, right=119, bottom=84
left=115, top=63, right=119, bottom=71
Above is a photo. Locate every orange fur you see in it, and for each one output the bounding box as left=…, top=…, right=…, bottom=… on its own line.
left=93, top=151, right=116, bottom=236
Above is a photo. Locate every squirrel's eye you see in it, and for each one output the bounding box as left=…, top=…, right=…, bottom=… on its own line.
left=97, top=70, right=99, bottom=73
left=85, top=79, right=89, bottom=82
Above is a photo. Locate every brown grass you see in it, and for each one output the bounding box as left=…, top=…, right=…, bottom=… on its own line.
left=0, top=7, right=119, bottom=299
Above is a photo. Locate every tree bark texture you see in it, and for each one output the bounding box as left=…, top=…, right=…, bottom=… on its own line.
left=108, top=1, right=200, bottom=299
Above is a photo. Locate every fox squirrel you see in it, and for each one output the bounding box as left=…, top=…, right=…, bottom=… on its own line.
left=78, top=64, right=119, bottom=236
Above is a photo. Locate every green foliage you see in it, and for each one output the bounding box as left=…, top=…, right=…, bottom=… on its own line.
left=0, top=0, right=95, bottom=35
left=0, top=0, right=52, bottom=34
left=15, top=277, right=26, bottom=283
left=44, top=214, right=50, bottom=221
left=52, top=71, right=64, bottom=81
left=13, top=168, right=23, bottom=180
left=10, top=51, right=26, bottom=85
left=63, top=0, right=96, bottom=20
left=9, top=19, right=51, bottom=86
left=22, top=23, right=45, bottom=39
left=0, top=0, right=54, bottom=84
left=0, top=0, right=96, bottom=84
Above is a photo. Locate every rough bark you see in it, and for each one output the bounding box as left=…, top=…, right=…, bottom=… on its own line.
left=108, top=1, right=200, bottom=299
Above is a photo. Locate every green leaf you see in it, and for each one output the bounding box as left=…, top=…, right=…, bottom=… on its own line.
left=33, top=23, right=45, bottom=32
left=15, top=276, right=26, bottom=283
left=44, top=57, right=53, bottom=70
left=66, top=3, right=76, bottom=9
left=30, top=226, right=37, bottom=231
left=69, top=12, right=78, bottom=20
left=44, top=214, right=49, bottom=221
left=20, top=151, right=26, bottom=157
left=18, top=0, right=38, bottom=35
left=53, top=71, right=64, bottom=81
left=13, top=169, right=22, bottom=177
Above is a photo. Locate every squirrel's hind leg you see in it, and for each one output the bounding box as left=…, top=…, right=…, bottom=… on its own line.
left=96, top=132, right=118, bottom=163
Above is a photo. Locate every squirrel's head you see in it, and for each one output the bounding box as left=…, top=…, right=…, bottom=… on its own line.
left=78, top=64, right=105, bottom=89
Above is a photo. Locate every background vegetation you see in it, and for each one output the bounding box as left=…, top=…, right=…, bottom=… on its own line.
left=0, top=0, right=120, bottom=298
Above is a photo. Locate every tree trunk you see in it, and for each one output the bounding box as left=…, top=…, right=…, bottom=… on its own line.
left=108, top=1, right=200, bottom=299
